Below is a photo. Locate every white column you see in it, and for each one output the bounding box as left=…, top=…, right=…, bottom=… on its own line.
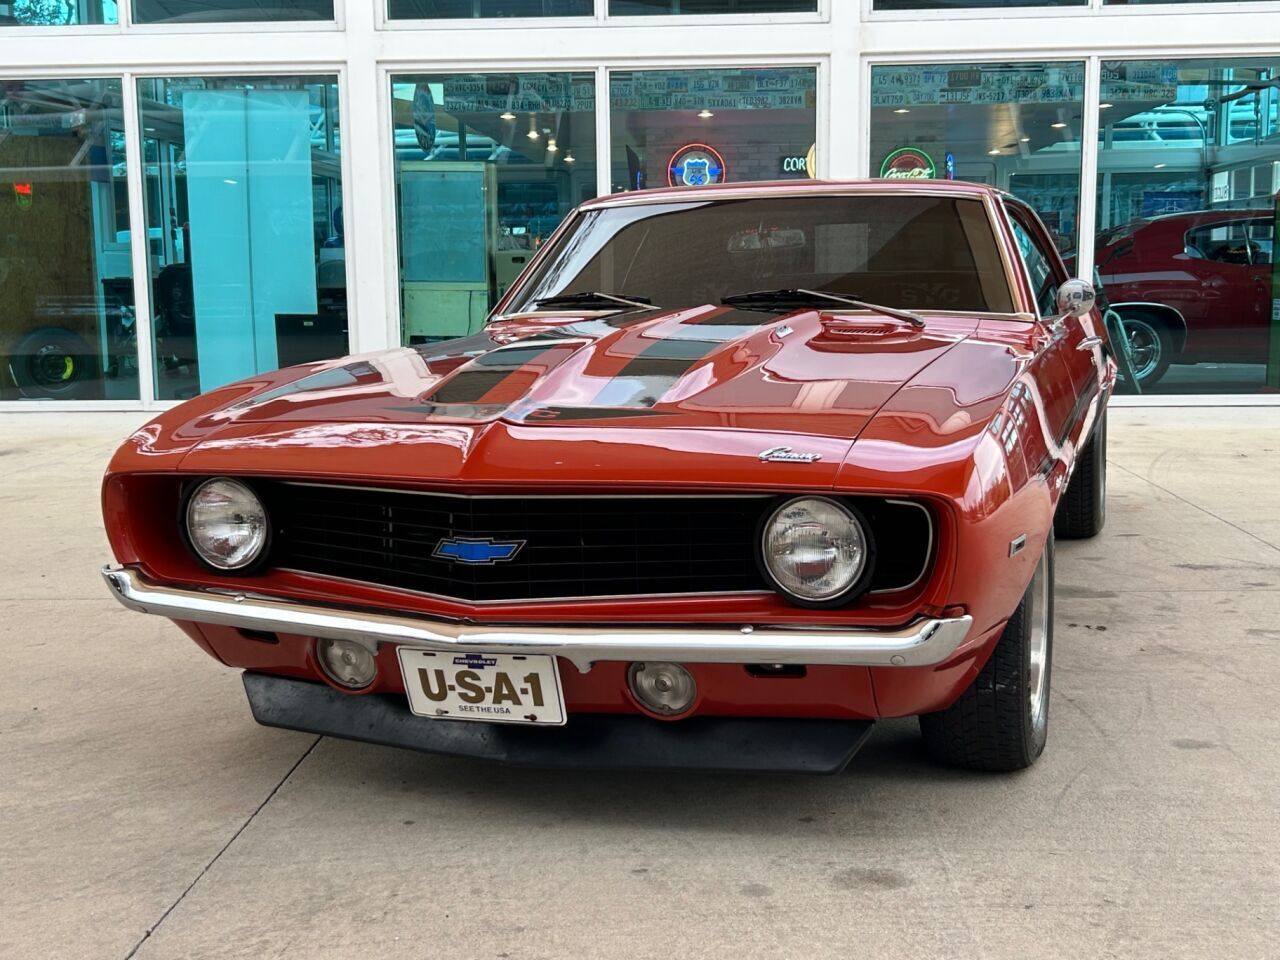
left=826, top=0, right=860, bottom=179
left=120, top=71, right=158, bottom=407
left=595, top=65, right=612, bottom=197
left=340, top=0, right=398, bottom=355
left=1077, top=55, right=1102, bottom=281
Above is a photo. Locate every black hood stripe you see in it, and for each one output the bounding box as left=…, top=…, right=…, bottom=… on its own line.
left=595, top=308, right=777, bottom=408
left=414, top=307, right=778, bottom=417
left=421, top=341, right=566, bottom=405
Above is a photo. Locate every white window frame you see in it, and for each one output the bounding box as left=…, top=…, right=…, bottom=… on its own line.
left=1, top=0, right=1278, bottom=408
left=866, top=0, right=1280, bottom=22
left=123, top=0, right=344, bottom=32
left=375, top=0, right=828, bottom=30
left=375, top=56, right=826, bottom=348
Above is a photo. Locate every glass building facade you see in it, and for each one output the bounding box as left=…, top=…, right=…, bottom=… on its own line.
left=1, top=1, right=1277, bottom=405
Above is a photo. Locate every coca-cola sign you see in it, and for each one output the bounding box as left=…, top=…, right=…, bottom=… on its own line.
left=879, top=147, right=936, bottom=180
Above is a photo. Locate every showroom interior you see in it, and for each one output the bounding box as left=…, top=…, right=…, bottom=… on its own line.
left=2, top=0, right=1279, bottom=408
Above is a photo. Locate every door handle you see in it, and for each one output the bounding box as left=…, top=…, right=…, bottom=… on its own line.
left=1077, top=336, right=1103, bottom=351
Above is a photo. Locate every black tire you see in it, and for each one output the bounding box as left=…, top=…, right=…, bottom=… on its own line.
left=10, top=327, right=98, bottom=400
left=919, top=534, right=1054, bottom=772
left=1055, top=410, right=1107, bottom=540
left=1116, top=310, right=1173, bottom=388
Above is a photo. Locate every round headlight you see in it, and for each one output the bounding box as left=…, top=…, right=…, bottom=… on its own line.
left=185, top=478, right=269, bottom=571
left=761, top=497, right=871, bottom=604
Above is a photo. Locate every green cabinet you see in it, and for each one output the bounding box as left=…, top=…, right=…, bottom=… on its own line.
left=397, top=160, right=497, bottom=341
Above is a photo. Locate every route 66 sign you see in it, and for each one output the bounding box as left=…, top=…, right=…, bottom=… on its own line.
left=412, top=83, right=438, bottom=155
left=668, top=143, right=727, bottom=187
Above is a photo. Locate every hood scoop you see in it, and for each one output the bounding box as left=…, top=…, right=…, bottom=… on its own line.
left=814, top=317, right=927, bottom=346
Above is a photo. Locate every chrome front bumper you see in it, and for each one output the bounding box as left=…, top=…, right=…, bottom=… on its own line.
left=102, top=565, right=971, bottom=673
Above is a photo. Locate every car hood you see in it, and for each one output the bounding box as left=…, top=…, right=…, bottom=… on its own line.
left=149, top=305, right=988, bottom=489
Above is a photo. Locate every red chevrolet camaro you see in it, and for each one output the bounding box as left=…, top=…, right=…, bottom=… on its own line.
left=102, top=180, right=1114, bottom=774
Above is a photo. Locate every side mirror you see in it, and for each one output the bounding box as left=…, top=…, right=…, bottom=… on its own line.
left=1056, top=278, right=1096, bottom=318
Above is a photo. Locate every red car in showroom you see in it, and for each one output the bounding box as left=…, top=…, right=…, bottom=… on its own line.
left=1095, top=207, right=1274, bottom=386
left=102, top=180, right=1113, bottom=774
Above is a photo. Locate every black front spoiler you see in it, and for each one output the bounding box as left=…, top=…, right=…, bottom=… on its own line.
left=243, top=673, right=875, bottom=775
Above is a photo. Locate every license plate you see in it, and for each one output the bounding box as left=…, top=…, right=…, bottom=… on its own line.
left=397, top=648, right=566, bottom=726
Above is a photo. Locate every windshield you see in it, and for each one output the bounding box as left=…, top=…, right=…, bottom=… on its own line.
left=503, top=194, right=1016, bottom=316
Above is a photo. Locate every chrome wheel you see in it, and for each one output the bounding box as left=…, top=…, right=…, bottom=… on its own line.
left=1121, top=317, right=1161, bottom=381
left=1027, top=547, right=1051, bottom=731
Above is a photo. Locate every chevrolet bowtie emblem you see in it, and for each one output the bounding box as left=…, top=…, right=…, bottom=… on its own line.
left=433, top=537, right=526, bottom=565
left=759, top=446, right=822, bottom=463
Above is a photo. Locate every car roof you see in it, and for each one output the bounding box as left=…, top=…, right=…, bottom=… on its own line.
left=579, top=178, right=1009, bottom=209
left=1131, top=208, right=1270, bottom=227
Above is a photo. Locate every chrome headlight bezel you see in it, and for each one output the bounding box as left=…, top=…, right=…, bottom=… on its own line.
left=758, top=495, right=876, bottom=608
left=182, top=477, right=271, bottom=573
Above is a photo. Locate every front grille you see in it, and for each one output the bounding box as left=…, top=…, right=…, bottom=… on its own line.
left=259, top=483, right=933, bottom=604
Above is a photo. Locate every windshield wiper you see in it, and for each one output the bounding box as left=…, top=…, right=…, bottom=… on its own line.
left=721, top=288, right=925, bottom=328
left=532, top=292, right=657, bottom=312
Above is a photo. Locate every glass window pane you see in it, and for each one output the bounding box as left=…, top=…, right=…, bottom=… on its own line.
left=390, top=72, right=597, bottom=344
left=869, top=62, right=1084, bottom=255
left=137, top=75, right=347, bottom=401
left=875, top=0, right=1080, bottom=9
left=387, top=0, right=591, bottom=18
left=0, top=1, right=117, bottom=25
left=610, top=0, right=815, bottom=13
left=1104, top=0, right=1256, bottom=5
left=610, top=67, right=817, bottom=192
left=506, top=194, right=1016, bottom=315
left=0, top=77, right=138, bottom=400
left=1096, top=57, right=1280, bottom=396
left=132, top=0, right=332, bottom=23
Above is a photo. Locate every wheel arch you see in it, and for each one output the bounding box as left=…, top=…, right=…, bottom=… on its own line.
left=1109, top=301, right=1188, bottom=355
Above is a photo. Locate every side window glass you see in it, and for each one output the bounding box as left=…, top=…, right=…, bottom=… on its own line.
left=1251, top=221, right=1274, bottom=264
left=1186, top=220, right=1272, bottom=266
left=1010, top=218, right=1058, bottom=318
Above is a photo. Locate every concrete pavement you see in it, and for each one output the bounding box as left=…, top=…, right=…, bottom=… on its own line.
left=2, top=408, right=1278, bottom=959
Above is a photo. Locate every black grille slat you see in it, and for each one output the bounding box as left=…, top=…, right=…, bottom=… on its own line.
left=264, top=485, right=764, bottom=602
left=261, top=484, right=930, bottom=604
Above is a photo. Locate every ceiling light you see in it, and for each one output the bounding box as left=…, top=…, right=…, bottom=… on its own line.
left=988, top=148, right=1001, bottom=156
left=500, top=111, right=516, bottom=121
left=1019, top=136, right=1031, bottom=142
left=546, top=138, right=558, bottom=153
left=1051, top=121, right=1067, bottom=129
left=893, top=108, right=910, bottom=114
left=527, top=115, right=539, bottom=140
left=1099, top=102, right=1114, bottom=110
left=1154, top=163, right=1167, bottom=169
left=563, top=152, right=576, bottom=164
left=697, top=109, right=714, bottom=119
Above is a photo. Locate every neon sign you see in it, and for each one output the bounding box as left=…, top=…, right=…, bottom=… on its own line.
left=668, top=143, right=727, bottom=188
left=879, top=147, right=936, bottom=180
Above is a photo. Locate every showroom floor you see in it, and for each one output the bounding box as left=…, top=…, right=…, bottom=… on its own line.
left=2, top=408, right=1278, bottom=960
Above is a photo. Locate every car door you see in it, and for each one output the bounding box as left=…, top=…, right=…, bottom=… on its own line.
left=1182, top=216, right=1273, bottom=362
left=1004, top=203, right=1094, bottom=446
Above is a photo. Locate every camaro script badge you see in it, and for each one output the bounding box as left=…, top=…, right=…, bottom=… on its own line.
left=759, top=446, right=822, bottom=464
left=433, top=537, right=526, bottom=565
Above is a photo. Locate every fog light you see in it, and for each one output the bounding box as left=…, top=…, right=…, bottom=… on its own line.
left=316, top=638, right=377, bottom=689
left=628, top=661, right=696, bottom=716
